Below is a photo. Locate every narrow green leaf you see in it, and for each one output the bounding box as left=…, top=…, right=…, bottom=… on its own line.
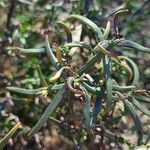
left=95, top=42, right=119, bottom=62
left=7, top=87, right=47, bottom=95
left=45, top=35, right=59, bottom=69
left=66, top=15, right=103, bottom=41
left=104, top=129, right=136, bottom=148
left=49, top=66, right=73, bottom=82
left=82, top=87, right=91, bottom=131
left=57, top=21, right=72, bottom=42
left=124, top=99, right=143, bottom=143
left=53, top=43, right=64, bottom=65
left=50, top=83, right=65, bottom=90
left=36, top=65, right=48, bottom=86
left=117, top=40, right=150, bottom=53
left=104, top=4, right=126, bottom=17
left=6, top=47, right=45, bottom=53
left=113, top=9, right=129, bottom=35
left=119, top=56, right=139, bottom=86
left=112, top=85, right=136, bottom=92
left=78, top=53, right=102, bottom=75
left=78, top=39, right=122, bottom=76
left=0, top=122, right=21, bottom=149
left=63, top=42, right=92, bottom=52
left=131, top=97, right=150, bottom=116
left=28, top=86, right=66, bottom=138
left=82, top=82, right=101, bottom=94
left=95, top=42, right=111, bottom=55
left=103, top=55, right=112, bottom=107
left=133, top=96, right=150, bottom=103
left=104, top=130, right=124, bottom=143
left=103, top=21, right=110, bottom=39
left=91, top=92, right=102, bottom=124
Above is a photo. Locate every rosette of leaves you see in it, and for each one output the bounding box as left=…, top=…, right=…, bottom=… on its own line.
left=2, top=9, right=150, bottom=148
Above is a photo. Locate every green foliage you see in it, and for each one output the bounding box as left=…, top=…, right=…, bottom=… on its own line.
left=5, top=11, right=150, bottom=147
left=0, top=1, right=150, bottom=149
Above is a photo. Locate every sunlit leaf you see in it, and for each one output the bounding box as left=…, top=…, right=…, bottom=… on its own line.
left=7, top=87, right=47, bottom=95
left=45, top=35, right=59, bottom=69
left=49, top=66, right=72, bottom=82
left=6, top=47, right=45, bottom=53
left=53, top=43, right=64, bottom=65
left=57, top=21, right=72, bottom=42
left=0, top=122, right=21, bottom=149
left=66, top=14, right=103, bottom=41
left=103, top=21, right=110, bottom=39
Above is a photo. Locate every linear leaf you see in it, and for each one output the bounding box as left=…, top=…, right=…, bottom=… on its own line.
left=36, top=65, right=48, bottom=86
left=119, top=56, right=139, bottom=86
left=28, top=86, right=66, bottom=138
left=113, top=9, right=129, bottom=35
left=103, top=55, right=112, bottom=107
left=133, top=96, right=150, bottom=103
left=57, top=21, right=72, bottom=42
left=0, top=122, right=21, bottom=149
left=78, top=53, right=102, bottom=75
left=91, top=92, right=102, bottom=124
left=6, top=47, right=45, bottom=53
left=7, top=87, right=47, bottom=95
left=104, top=4, right=126, bottom=18
left=104, top=130, right=124, bottom=143
left=117, top=40, right=150, bottom=53
left=112, top=85, right=136, bottom=92
left=104, top=129, right=135, bottom=148
left=82, top=82, right=101, bottom=94
left=63, top=42, right=92, bottom=52
left=103, top=21, right=110, bottom=39
left=124, top=99, right=143, bottom=143
left=45, top=35, right=59, bottom=69
left=49, top=67, right=72, bottom=82
left=81, top=87, right=91, bottom=131
left=131, top=97, right=150, bottom=116
left=50, top=83, right=65, bottom=90
left=66, top=15, right=103, bottom=41
left=53, top=43, right=64, bottom=65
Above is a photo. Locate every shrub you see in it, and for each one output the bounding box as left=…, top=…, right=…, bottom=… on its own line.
left=1, top=9, right=150, bottom=149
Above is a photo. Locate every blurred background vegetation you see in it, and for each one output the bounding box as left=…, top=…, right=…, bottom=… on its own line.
left=0, top=0, right=150, bottom=149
